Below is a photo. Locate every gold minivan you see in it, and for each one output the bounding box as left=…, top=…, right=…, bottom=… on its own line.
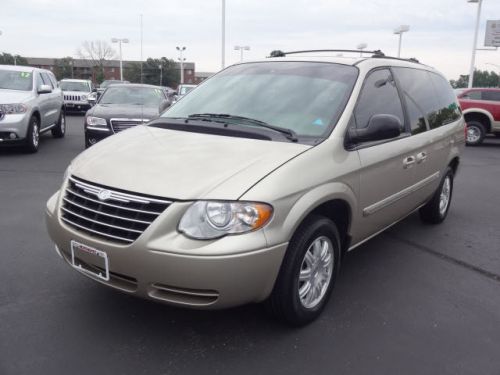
left=46, top=50, right=465, bottom=325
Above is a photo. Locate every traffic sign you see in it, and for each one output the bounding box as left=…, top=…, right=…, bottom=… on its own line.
left=485, top=20, right=500, bottom=47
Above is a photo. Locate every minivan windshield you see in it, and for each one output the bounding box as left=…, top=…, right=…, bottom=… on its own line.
left=60, top=81, right=90, bottom=92
left=0, top=70, right=33, bottom=91
left=99, top=86, right=164, bottom=106
left=162, top=62, right=358, bottom=140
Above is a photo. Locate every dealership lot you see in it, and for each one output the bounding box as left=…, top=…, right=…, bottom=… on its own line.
left=0, top=115, right=499, bottom=374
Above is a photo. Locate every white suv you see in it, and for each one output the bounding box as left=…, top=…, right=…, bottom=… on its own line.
left=60, top=79, right=93, bottom=113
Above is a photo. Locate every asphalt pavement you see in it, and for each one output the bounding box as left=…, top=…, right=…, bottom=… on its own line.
left=1, top=115, right=499, bottom=375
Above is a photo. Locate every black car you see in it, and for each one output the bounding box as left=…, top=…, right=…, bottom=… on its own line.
left=84, top=84, right=170, bottom=147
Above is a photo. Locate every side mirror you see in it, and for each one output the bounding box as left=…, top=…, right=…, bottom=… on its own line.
left=159, top=99, right=170, bottom=112
left=38, top=84, right=52, bottom=94
left=348, top=114, right=402, bottom=144
left=92, top=88, right=97, bottom=93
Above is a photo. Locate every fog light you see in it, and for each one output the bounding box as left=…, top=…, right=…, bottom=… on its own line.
left=9, top=133, right=17, bottom=139
left=89, top=138, right=97, bottom=145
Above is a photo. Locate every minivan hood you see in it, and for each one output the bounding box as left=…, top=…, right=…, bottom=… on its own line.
left=0, top=89, right=33, bottom=104
left=89, top=104, right=159, bottom=120
left=71, top=125, right=310, bottom=200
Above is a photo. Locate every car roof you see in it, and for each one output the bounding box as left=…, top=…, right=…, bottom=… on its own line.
left=107, top=83, right=163, bottom=89
left=0, top=64, right=36, bottom=73
left=61, top=79, right=90, bottom=82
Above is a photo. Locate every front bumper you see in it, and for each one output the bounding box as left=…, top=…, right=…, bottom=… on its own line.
left=45, top=190, right=287, bottom=309
left=0, top=113, right=30, bottom=143
left=64, top=101, right=91, bottom=112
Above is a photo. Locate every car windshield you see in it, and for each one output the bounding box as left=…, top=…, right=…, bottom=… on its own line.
left=162, top=62, right=358, bottom=139
left=100, top=86, right=164, bottom=106
left=0, top=70, right=33, bottom=91
left=179, top=85, right=196, bottom=95
left=60, top=81, right=89, bottom=92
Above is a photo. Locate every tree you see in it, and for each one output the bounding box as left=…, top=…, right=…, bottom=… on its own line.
left=0, top=53, right=28, bottom=66
left=450, top=69, right=500, bottom=88
left=77, top=40, right=116, bottom=83
left=53, top=57, right=74, bottom=80
left=125, top=57, right=179, bottom=87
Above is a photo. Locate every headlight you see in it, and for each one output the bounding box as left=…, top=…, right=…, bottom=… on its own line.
left=179, top=201, right=273, bottom=239
left=86, top=116, right=107, bottom=127
left=0, top=103, right=28, bottom=114
left=87, top=92, right=97, bottom=100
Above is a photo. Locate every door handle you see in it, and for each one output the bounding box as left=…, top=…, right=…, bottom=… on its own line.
left=416, top=152, right=427, bottom=164
left=403, top=156, right=416, bottom=169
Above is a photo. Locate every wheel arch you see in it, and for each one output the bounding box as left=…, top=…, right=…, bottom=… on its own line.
left=279, top=183, right=356, bottom=256
left=463, top=109, right=493, bottom=133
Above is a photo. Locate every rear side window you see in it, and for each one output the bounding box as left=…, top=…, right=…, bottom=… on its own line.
left=482, top=91, right=500, bottom=101
left=463, top=91, right=482, bottom=100
left=392, top=67, right=434, bottom=135
left=428, top=72, right=461, bottom=129
left=354, top=69, right=404, bottom=129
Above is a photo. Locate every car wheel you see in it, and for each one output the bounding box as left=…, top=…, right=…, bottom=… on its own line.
left=52, top=110, right=66, bottom=138
left=466, top=121, right=486, bottom=146
left=25, top=115, right=40, bottom=153
left=266, top=215, right=341, bottom=326
left=419, top=167, right=454, bottom=224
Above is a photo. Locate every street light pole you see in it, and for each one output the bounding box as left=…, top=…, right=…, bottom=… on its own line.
left=221, top=0, right=226, bottom=69
left=159, top=64, right=163, bottom=86
left=176, top=46, right=186, bottom=84
left=393, top=25, right=410, bottom=58
left=468, top=0, right=483, bottom=89
left=234, top=45, right=250, bottom=62
left=111, top=37, right=129, bottom=81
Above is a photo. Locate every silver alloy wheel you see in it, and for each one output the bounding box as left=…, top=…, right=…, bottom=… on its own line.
left=298, top=236, right=334, bottom=309
left=439, top=176, right=451, bottom=216
left=32, top=121, right=39, bottom=147
left=467, top=125, right=481, bottom=143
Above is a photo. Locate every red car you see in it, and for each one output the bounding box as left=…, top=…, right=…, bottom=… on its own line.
left=456, top=88, right=500, bottom=145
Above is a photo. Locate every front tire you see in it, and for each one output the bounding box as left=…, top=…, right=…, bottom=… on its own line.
left=52, top=109, right=66, bottom=138
left=25, top=115, right=40, bottom=153
left=419, top=167, right=454, bottom=224
left=466, top=121, right=486, bottom=146
left=267, top=215, right=341, bottom=326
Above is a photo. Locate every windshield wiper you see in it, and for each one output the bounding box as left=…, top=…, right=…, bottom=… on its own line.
left=187, top=113, right=298, bottom=142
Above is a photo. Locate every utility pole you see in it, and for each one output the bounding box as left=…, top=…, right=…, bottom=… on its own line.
left=176, top=46, right=186, bottom=84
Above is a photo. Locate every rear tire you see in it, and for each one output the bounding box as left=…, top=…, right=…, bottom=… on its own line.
left=419, top=167, right=454, bottom=224
left=25, top=115, right=40, bottom=153
left=52, top=109, right=66, bottom=138
left=466, top=121, right=486, bottom=146
left=266, top=215, right=341, bottom=326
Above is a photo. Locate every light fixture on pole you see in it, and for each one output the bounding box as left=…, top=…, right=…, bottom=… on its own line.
left=393, top=25, right=410, bottom=58
left=467, top=0, right=483, bottom=89
left=158, top=64, right=163, bottom=86
left=356, top=43, right=367, bottom=57
left=234, top=45, right=250, bottom=62
left=176, top=46, right=186, bottom=84
left=221, top=0, right=226, bottom=69
left=111, top=37, right=129, bottom=81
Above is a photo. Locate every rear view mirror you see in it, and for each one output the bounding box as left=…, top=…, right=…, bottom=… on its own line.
left=348, top=114, right=402, bottom=144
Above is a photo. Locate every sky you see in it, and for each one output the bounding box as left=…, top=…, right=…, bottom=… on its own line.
left=1, top=0, right=500, bottom=80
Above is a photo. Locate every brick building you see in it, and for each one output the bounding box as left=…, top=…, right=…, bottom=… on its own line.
left=25, top=57, right=195, bottom=85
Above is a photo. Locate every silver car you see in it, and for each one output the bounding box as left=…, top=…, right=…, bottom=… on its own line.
left=45, top=51, right=465, bottom=325
left=0, top=65, right=65, bottom=152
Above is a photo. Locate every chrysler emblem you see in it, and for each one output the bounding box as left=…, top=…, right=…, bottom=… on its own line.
left=97, top=189, right=112, bottom=201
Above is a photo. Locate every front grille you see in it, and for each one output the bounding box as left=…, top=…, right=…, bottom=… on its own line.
left=110, top=118, right=145, bottom=133
left=64, top=94, right=83, bottom=101
left=60, top=176, right=172, bottom=244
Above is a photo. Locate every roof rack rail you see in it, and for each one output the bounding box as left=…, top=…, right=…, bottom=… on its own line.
left=268, top=49, right=421, bottom=64
left=268, top=49, right=385, bottom=58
